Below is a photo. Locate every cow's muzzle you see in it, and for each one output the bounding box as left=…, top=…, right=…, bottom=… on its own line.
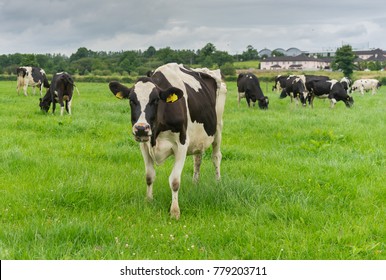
left=133, top=123, right=151, bottom=142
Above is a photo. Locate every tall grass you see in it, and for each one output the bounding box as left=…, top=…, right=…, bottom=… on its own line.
left=0, top=80, right=385, bottom=260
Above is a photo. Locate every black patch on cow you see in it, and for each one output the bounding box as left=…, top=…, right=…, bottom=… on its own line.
left=180, top=67, right=218, bottom=136
left=155, top=87, right=188, bottom=145
left=153, top=67, right=218, bottom=137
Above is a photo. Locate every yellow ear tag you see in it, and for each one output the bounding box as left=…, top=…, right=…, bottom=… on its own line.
left=116, top=92, right=124, bottom=99
left=166, top=93, right=178, bottom=103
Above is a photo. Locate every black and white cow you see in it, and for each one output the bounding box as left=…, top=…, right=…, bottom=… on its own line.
left=109, top=63, right=227, bottom=219
left=237, top=73, right=269, bottom=109
left=16, top=66, right=50, bottom=96
left=309, top=79, right=354, bottom=108
left=280, top=74, right=330, bottom=106
left=279, top=75, right=308, bottom=106
left=39, top=72, right=75, bottom=115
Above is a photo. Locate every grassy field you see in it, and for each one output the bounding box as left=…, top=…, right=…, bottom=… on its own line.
left=0, top=79, right=385, bottom=260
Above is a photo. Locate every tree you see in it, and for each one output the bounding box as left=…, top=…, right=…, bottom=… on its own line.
left=271, top=50, right=285, bottom=57
left=332, top=45, right=356, bottom=77
left=240, top=45, right=259, bottom=61
left=197, top=43, right=218, bottom=67
left=144, top=46, right=156, bottom=58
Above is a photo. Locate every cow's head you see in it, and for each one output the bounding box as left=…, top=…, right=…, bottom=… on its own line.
left=258, top=96, right=269, bottom=109
left=39, top=90, right=51, bottom=112
left=344, top=96, right=354, bottom=108
left=109, top=79, right=184, bottom=143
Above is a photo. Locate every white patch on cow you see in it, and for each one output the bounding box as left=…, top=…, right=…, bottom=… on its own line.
left=275, top=81, right=282, bottom=91
left=187, top=122, right=215, bottom=155
left=156, top=63, right=202, bottom=93
left=327, top=79, right=338, bottom=90
left=133, top=81, right=155, bottom=127
left=318, top=94, right=329, bottom=99
left=297, top=75, right=306, bottom=84
left=330, top=98, right=337, bottom=108
left=150, top=131, right=179, bottom=165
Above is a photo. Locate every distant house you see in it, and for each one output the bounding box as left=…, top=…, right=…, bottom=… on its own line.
left=355, top=48, right=386, bottom=61
left=260, top=54, right=330, bottom=70
left=258, top=47, right=386, bottom=70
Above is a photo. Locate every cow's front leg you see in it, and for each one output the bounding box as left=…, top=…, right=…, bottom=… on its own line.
left=23, top=84, right=28, bottom=96
left=140, top=144, right=155, bottom=200
left=169, top=145, right=187, bottom=219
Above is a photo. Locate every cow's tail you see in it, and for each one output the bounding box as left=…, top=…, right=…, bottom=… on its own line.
left=74, top=85, right=80, bottom=95
left=61, top=73, right=80, bottom=95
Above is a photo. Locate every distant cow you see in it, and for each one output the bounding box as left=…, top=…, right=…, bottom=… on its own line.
left=351, top=79, right=381, bottom=95
left=237, top=73, right=269, bottom=109
left=109, top=63, right=227, bottom=219
left=16, top=66, right=50, bottom=96
left=309, top=79, right=354, bottom=108
left=279, top=75, right=308, bottom=106
left=39, top=72, right=75, bottom=115
left=280, top=74, right=330, bottom=106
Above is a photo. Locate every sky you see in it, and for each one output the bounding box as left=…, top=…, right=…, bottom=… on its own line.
left=1, top=0, right=386, bottom=56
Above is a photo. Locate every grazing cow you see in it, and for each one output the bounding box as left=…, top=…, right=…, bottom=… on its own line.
left=16, top=66, right=50, bottom=96
left=309, top=79, right=354, bottom=108
left=272, top=75, right=288, bottom=92
left=351, top=79, right=381, bottom=95
left=39, top=72, right=75, bottom=115
left=109, top=63, right=227, bottom=219
left=237, top=73, right=269, bottom=109
left=280, top=74, right=330, bottom=106
left=279, top=75, right=308, bottom=106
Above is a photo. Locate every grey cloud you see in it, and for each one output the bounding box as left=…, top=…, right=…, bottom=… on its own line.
left=1, top=0, right=386, bottom=55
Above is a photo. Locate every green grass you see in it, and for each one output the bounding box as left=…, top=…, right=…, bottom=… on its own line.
left=0, top=80, right=385, bottom=260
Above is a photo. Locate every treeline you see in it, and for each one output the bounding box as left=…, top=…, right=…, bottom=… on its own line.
left=0, top=43, right=261, bottom=77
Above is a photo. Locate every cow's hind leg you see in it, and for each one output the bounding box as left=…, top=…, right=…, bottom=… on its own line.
left=193, top=153, right=202, bottom=182
left=212, top=126, right=223, bottom=181
left=66, top=99, right=72, bottom=115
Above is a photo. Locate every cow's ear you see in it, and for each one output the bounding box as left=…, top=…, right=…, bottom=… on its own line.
left=159, top=87, right=184, bottom=103
left=109, top=81, right=131, bottom=99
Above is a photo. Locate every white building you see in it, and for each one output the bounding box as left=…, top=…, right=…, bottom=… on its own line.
left=260, top=54, right=331, bottom=70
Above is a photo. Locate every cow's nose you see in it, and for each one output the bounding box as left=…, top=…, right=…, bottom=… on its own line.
left=133, top=123, right=151, bottom=136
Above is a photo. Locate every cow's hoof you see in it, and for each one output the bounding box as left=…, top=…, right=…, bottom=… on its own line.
left=170, top=208, right=180, bottom=220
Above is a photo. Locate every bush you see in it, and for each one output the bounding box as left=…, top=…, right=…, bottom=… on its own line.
left=220, top=63, right=236, bottom=76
